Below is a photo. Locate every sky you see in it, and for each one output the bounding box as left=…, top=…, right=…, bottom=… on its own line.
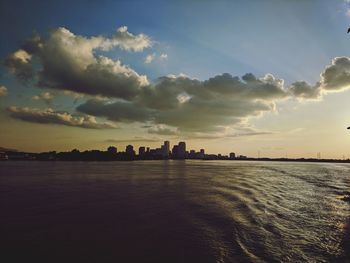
left=1, top=0, right=350, bottom=158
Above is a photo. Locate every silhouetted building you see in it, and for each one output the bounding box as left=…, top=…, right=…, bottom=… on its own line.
left=172, top=145, right=179, bottom=158
left=199, top=149, right=205, bottom=159
left=126, top=145, right=135, bottom=156
left=178, top=142, right=186, bottom=159
left=189, top=150, right=196, bottom=159
left=163, top=141, right=170, bottom=157
left=229, top=152, right=236, bottom=159
left=139, top=146, right=145, bottom=156
left=107, top=146, right=117, bottom=154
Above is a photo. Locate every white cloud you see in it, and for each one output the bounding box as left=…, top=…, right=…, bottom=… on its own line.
left=32, top=92, right=54, bottom=103
left=159, top=53, right=168, bottom=60
left=144, top=53, right=156, bottom=64
left=176, top=92, right=191, bottom=104
left=0, top=85, right=8, bottom=97
left=5, top=49, right=33, bottom=81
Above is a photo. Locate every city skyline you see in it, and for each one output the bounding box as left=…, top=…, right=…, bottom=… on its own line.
left=1, top=0, right=350, bottom=158
left=4, top=139, right=347, bottom=162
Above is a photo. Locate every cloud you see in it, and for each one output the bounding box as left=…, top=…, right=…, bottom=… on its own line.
left=289, top=81, right=321, bottom=99
left=4, top=49, right=34, bottom=81
left=104, top=137, right=160, bottom=143
left=5, top=27, right=350, bottom=136
left=77, top=72, right=285, bottom=132
left=76, top=55, right=350, bottom=133
left=32, top=91, right=54, bottom=104
left=147, top=125, right=178, bottom=135
left=345, top=1, right=350, bottom=16
left=186, top=131, right=273, bottom=140
left=7, top=106, right=117, bottom=129
left=0, top=85, right=8, bottom=97
left=108, top=26, right=152, bottom=52
left=144, top=53, right=156, bottom=64
left=145, top=53, right=168, bottom=64
left=320, top=57, right=350, bottom=91
left=5, top=27, right=150, bottom=99
left=76, top=99, right=153, bottom=123
left=159, top=53, right=168, bottom=60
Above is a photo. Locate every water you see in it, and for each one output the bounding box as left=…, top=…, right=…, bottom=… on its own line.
left=0, top=160, right=349, bottom=262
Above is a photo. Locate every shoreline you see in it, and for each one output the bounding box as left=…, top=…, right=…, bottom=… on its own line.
left=1, top=158, right=350, bottom=164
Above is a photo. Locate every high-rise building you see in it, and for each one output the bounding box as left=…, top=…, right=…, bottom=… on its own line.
left=229, top=152, right=236, bottom=159
left=126, top=145, right=135, bottom=156
left=163, top=141, right=170, bottom=157
left=189, top=150, right=196, bottom=159
left=172, top=145, right=179, bottom=158
left=178, top=142, right=186, bottom=159
left=139, top=146, right=145, bottom=156
left=107, top=146, right=117, bottom=154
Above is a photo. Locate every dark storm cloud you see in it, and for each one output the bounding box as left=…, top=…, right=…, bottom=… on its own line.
left=7, top=106, right=117, bottom=129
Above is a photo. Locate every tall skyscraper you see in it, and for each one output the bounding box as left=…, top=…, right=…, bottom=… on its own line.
left=199, top=149, right=205, bottom=159
left=126, top=145, right=135, bottom=156
left=178, top=142, right=186, bottom=159
left=163, top=141, right=170, bottom=157
left=107, top=146, right=117, bottom=154
left=172, top=145, right=179, bottom=158
left=139, top=146, right=145, bottom=156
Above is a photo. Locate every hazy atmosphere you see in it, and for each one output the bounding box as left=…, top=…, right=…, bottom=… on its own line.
left=1, top=0, right=350, bottom=158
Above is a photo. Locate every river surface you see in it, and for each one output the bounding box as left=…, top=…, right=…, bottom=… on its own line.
left=0, top=160, right=349, bottom=262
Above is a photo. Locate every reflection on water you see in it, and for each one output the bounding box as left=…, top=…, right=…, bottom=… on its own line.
left=0, top=161, right=349, bottom=262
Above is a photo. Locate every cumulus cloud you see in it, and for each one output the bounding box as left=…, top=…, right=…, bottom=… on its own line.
left=144, top=53, right=167, bottom=64
left=32, top=91, right=54, bottom=104
left=5, top=27, right=150, bottom=99
left=5, top=27, right=350, bottom=135
left=108, top=26, right=152, bottom=52
left=7, top=106, right=117, bottom=129
left=4, top=49, right=34, bottom=81
left=0, top=85, right=8, bottom=97
left=159, top=53, right=168, bottom=60
left=76, top=56, right=350, bottom=133
left=76, top=99, right=153, bottom=123
left=144, top=53, right=156, bottom=64
left=147, top=125, right=178, bottom=135
left=77, top=73, right=285, bottom=132
left=320, top=57, right=350, bottom=91
left=289, top=81, right=321, bottom=99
